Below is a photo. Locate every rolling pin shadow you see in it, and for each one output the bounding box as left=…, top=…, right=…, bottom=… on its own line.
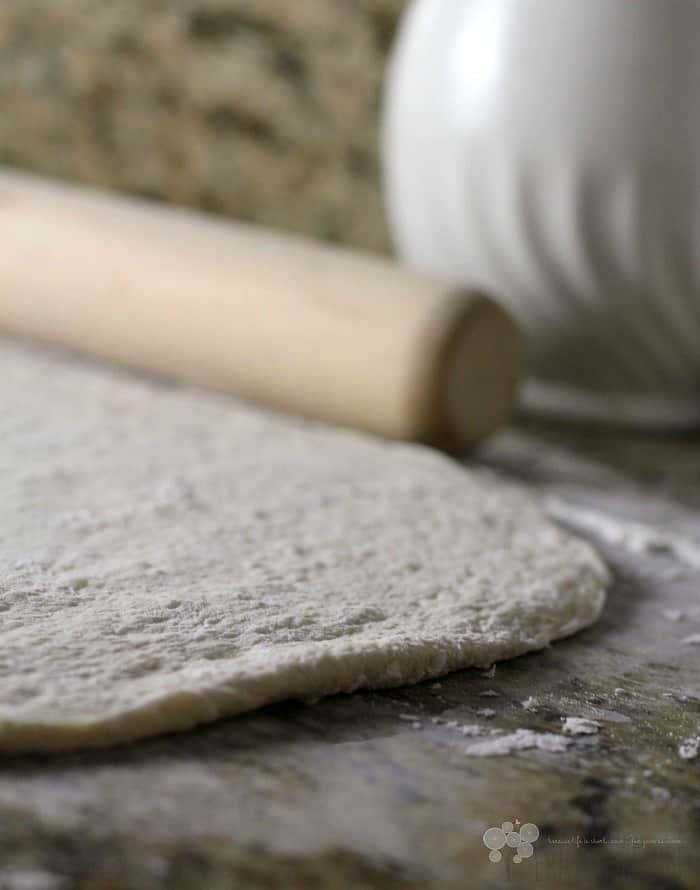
left=0, top=168, right=523, bottom=449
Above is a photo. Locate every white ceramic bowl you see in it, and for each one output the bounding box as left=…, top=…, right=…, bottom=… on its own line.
left=383, top=0, right=700, bottom=426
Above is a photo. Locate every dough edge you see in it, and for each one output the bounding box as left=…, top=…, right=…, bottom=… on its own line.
left=0, top=562, right=607, bottom=755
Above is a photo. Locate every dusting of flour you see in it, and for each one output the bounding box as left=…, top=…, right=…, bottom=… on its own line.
left=547, top=498, right=700, bottom=571
left=465, top=729, right=570, bottom=756
left=0, top=341, right=609, bottom=753
left=561, top=717, right=600, bottom=736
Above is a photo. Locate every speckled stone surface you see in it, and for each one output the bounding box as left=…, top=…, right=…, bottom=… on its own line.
left=0, top=0, right=405, bottom=252
left=1, top=422, right=699, bottom=889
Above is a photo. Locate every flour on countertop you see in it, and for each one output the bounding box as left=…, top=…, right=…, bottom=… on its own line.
left=521, top=697, right=540, bottom=711
left=476, top=708, right=496, bottom=719
left=561, top=717, right=600, bottom=736
left=678, top=737, right=700, bottom=760
left=465, top=729, right=571, bottom=757
left=547, top=498, right=700, bottom=571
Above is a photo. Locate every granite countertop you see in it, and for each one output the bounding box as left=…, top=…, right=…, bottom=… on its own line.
left=1, top=422, right=698, bottom=890
left=0, top=0, right=405, bottom=253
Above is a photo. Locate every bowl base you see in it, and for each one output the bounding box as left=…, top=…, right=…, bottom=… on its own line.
left=521, top=379, right=700, bottom=430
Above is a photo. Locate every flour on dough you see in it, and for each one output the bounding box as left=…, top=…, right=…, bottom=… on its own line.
left=0, top=340, right=609, bottom=753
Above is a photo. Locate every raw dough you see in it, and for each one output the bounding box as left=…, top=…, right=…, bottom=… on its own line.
left=0, top=340, right=608, bottom=753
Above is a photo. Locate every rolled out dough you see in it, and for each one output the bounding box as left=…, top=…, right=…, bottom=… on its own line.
left=0, top=340, right=608, bottom=753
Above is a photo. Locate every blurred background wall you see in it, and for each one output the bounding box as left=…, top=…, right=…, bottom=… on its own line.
left=0, top=0, right=405, bottom=253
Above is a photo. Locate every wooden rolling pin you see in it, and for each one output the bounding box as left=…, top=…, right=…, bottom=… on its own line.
left=0, top=168, right=522, bottom=448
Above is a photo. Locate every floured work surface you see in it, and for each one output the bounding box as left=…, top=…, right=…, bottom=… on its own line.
left=0, top=339, right=606, bottom=754
left=1, top=383, right=698, bottom=889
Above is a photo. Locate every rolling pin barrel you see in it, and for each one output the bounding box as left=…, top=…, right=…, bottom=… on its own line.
left=0, top=169, right=522, bottom=448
